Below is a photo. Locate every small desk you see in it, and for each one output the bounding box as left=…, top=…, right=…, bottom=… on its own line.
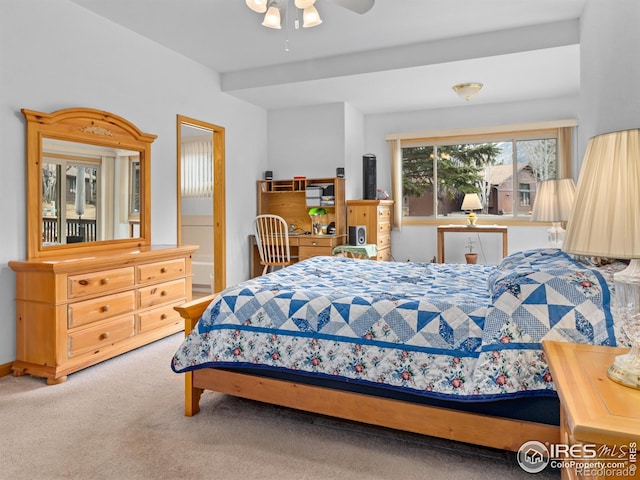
left=251, top=234, right=346, bottom=277
left=437, top=225, right=508, bottom=263
left=543, top=341, right=640, bottom=480
left=332, top=244, right=377, bottom=259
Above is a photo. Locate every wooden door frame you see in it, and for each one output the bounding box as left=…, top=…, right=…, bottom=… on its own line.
left=176, top=115, right=226, bottom=293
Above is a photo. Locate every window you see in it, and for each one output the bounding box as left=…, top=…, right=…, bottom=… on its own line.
left=181, top=135, right=213, bottom=198
left=42, top=158, right=99, bottom=243
left=519, top=183, right=531, bottom=207
left=129, top=159, right=140, bottom=216
left=388, top=122, right=575, bottom=226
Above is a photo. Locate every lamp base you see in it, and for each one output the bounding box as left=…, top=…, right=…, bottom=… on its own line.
left=608, top=260, right=640, bottom=389
left=607, top=346, right=640, bottom=389
left=547, top=222, right=565, bottom=248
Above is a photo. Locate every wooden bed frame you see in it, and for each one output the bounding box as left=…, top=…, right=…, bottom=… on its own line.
left=175, top=295, right=559, bottom=452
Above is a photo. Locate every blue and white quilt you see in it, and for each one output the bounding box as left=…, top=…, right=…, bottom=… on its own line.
left=172, top=249, right=625, bottom=402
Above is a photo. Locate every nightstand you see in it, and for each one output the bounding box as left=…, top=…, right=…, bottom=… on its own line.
left=542, top=341, right=640, bottom=480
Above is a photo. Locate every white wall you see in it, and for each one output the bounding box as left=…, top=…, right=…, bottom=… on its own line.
left=267, top=103, right=346, bottom=179
left=343, top=103, right=365, bottom=200
left=0, top=0, right=267, bottom=365
left=579, top=0, right=640, bottom=157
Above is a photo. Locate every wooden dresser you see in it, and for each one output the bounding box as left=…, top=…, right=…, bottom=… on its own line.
left=346, top=200, right=394, bottom=261
left=9, top=245, right=198, bottom=384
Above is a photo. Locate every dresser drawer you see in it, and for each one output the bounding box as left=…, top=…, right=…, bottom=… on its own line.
left=378, top=221, right=391, bottom=235
left=376, top=247, right=392, bottom=261
left=68, top=267, right=135, bottom=298
left=138, top=279, right=186, bottom=309
left=377, top=206, right=391, bottom=220
left=377, top=233, right=391, bottom=250
left=138, top=302, right=184, bottom=333
left=297, top=236, right=336, bottom=247
left=298, top=246, right=332, bottom=261
left=137, top=258, right=186, bottom=284
left=68, top=291, right=136, bottom=328
left=68, top=315, right=135, bottom=358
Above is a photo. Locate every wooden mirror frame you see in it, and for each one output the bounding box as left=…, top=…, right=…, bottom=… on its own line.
left=22, top=107, right=156, bottom=259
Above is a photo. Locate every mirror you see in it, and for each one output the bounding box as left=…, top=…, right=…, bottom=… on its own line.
left=23, top=108, right=156, bottom=259
left=41, top=138, right=141, bottom=246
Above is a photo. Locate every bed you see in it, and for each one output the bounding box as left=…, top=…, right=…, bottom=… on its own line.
left=172, top=248, right=627, bottom=451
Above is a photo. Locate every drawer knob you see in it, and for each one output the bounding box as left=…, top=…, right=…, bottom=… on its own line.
left=100, top=332, right=110, bottom=340
left=160, top=313, right=168, bottom=320
left=160, top=267, right=168, bottom=273
left=79, top=279, right=89, bottom=286
left=101, top=278, right=109, bottom=285
left=312, top=241, right=317, bottom=246
left=161, top=290, right=168, bottom=296
left=101, top=305, right=110, bottom=313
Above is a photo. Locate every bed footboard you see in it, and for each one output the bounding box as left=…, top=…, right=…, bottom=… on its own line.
left=174, top=294, right=216, bottom=416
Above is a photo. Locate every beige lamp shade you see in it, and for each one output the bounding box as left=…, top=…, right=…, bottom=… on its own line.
left=246, top=0, right=268, bottom=13
left=531, top=178, right=576, bottom=222
left=262, top=5, right=282, bottom=29
left=461, top=193, right=482, bottom=211
left=563, top=129, right=640, bottom=259
left=302, top=5, right=322, bottom=27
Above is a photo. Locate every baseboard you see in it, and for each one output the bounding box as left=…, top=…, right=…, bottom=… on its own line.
left=0, top=362, right=13, bottom=378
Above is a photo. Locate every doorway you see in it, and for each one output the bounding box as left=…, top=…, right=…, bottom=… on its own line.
left=176, top=115, right=226, bottom=297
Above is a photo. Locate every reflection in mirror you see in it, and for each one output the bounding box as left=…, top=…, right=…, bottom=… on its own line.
left=41, top=138, right=141, bottom=247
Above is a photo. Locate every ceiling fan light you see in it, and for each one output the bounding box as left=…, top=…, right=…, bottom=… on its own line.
left=294, top=0, right=315, bottom=8
left=262, top=5, right=282, bottom=29
left=246, top=0, right=268, bottom=13
left=452, top=83, right=484, bottom=101
left=302, top=5, right=322, bottom=27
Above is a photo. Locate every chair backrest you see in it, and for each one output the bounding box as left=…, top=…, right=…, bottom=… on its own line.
left=254, top=214, right=291, bottom=274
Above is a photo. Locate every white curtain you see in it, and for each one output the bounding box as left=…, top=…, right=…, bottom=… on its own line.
left=181, top=139, right=213, bottom=197
left=389, top=138, right=402, bottom=231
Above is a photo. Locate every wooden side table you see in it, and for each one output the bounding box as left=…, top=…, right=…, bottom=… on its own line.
left=542, top=341, right=640, bottom=480
left=436, top=225, right=508, bottom=263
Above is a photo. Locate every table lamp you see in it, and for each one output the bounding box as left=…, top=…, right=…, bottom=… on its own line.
left=530, top=178, right=576, bottom=247
left=563, top=129, right=640, bottom=389
left=461, top=193, right=482, bottom=227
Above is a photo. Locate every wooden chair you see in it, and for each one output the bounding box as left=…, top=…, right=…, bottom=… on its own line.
left=254, top=214, right=292, bottom=275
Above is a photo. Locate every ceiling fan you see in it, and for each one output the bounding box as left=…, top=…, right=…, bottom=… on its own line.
left=246, top=0, right=375, bottom=30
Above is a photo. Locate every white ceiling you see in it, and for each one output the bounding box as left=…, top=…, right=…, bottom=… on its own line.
left=70, top=0, right=586, bottom=114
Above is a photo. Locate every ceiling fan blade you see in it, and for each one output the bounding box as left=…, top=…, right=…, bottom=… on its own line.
left=324, top=0, right=375, bottom=14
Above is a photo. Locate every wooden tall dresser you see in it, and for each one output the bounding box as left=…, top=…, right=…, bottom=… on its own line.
left=346, top=200, right=394, bottom=261
left=9, top=245, right=198, bottom=384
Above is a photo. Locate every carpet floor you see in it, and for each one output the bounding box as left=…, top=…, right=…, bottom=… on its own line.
left=0, top=333, right=559, bottom=480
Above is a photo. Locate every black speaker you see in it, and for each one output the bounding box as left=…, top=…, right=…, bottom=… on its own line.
left=349, top=225, right=367, bottom=246
left=336, top=167, right=345, bottom=178
left=264, top=170, right=273, bottom=180
left=363, top=154, right=376, bottom=200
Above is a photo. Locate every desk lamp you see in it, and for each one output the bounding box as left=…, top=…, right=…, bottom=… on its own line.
left=563, top=129, right=640, bottom=389
left=530, top=178, right=576, bottom=247
left=461, top=193, right=482, bottom=227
